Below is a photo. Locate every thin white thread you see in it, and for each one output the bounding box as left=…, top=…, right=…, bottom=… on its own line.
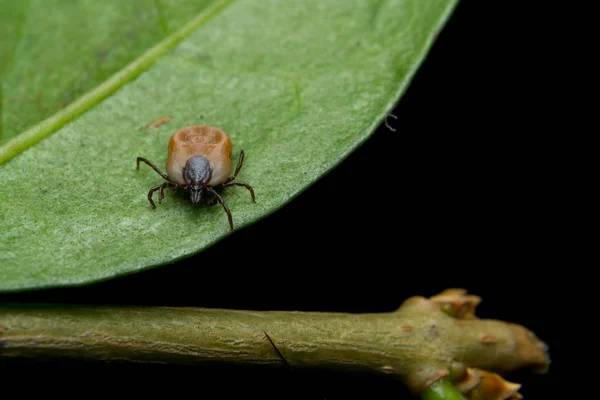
left=385, top=113, right=397, bottom=131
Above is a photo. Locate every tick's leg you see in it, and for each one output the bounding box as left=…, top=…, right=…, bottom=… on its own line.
left=222, top=181, right=255, bottom=202
left=137, top=157, right=170, bottom=181
left=225, top=150, right=245, bottom=183
left=147, top=185, right=163, bottom=208
left=158, top=182, right=178, bottom=204
left=207, top=187, right=233, bottom=231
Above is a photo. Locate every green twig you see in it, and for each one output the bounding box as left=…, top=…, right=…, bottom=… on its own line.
left=0, top=290, right=549, bottom=397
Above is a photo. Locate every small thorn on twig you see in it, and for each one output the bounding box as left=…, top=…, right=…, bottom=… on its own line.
left=385, top=113, right=397, bottom=131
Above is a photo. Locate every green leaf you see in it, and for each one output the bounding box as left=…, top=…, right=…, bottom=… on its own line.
left=0, top=0, right=458, bottom=292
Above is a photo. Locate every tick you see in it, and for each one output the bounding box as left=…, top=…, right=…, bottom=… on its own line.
left=136, top=125, right=255, bottom=231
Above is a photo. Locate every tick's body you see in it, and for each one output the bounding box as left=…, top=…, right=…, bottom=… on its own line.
left=136, top=125, right=255, bottom=231
left=166, top=125, right=232, bottom=186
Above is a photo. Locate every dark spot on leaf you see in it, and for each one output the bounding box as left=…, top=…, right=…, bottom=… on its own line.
left=96, top=50, right=110, bottom=61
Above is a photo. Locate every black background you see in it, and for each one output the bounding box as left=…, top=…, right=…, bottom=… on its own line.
left=1, top=1, right=561, bottom=398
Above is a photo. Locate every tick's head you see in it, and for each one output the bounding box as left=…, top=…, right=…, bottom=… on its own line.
left=189, top=186, right=203, bottom=203
left=183, top=155, right=212, bottom=203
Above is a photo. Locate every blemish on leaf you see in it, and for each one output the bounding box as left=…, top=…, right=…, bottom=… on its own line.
left=401, top=324, right=412, bottom=332
left=42, top=102, right=66, bottom=112
left=140, top=116, right=173, bottom=130
left=96, top=49, right=110, bottom=61
left=196, top=53, right=212, bottom=62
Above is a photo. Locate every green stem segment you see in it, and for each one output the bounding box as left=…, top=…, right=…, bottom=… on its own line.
left=0, top=292, right=549, bottom=395
left=421, top=378, right=466, bottom=400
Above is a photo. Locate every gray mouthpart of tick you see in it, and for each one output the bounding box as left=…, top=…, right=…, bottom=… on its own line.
left=183, top=155, right=212, bottom=186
